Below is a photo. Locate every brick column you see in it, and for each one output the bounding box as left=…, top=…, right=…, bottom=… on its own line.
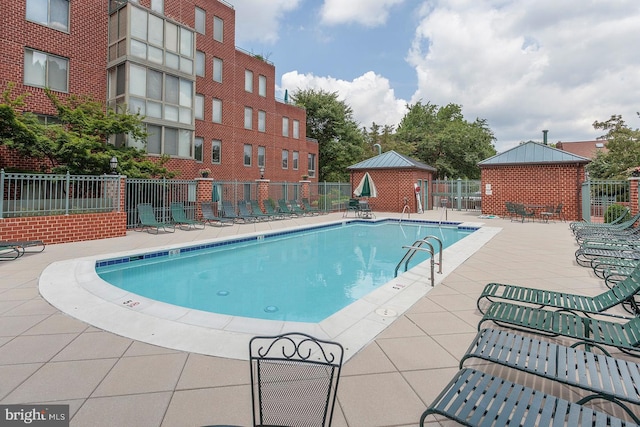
left=256, top=179, right=270, bottom=212
left=195, top=178, right=213, bottom=219
left=300, top=180, right=310, bottom=201
left=629, top=177, right=640, bottom=216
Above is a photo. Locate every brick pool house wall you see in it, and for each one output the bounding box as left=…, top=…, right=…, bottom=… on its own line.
left=350, top=169, right=434, bottom=214
left=480, top=163, right=586, bottom=221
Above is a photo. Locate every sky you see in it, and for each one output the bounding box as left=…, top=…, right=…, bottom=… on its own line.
left=229, top=0, right=640, bottom=152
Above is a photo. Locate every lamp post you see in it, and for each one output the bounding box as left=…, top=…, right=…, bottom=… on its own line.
left=109, top=156, right=118, bottom=175
left=259, top=166, right=265, bottom=179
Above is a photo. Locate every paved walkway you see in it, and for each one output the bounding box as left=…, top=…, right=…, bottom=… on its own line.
left=0, top=210, right=635, bottom=426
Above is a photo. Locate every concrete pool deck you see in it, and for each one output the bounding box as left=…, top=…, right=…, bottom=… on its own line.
left=0, top=210, right=636, bottom=426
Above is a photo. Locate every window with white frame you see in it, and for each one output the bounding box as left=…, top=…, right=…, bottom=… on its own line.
left=213, top=16, right=223, bottom=42
left=308, top=153, right=316, bottom=177
left=282, top=150, right=289, bottom=169
left=244, top=107, right=253, bottom=129
left=244, top=144, right=252, bottom=166
left=195, top=7, right=205, bottom=34
left=213, top=57, right=222, bottom=82
left=194, top=137, right=203, bottom=161
left=195, top=50, right=205, bottom=76
left=195, top=94, right=204, bottom=120
left=212, top=98, right=222, bottom=123
left=245, top=70, right=253, bottom=92
left=146, top=124, right=192, bottom=157
left=282, top=116, right=289, bottom=137
left=293, top=151, right=299, bottom=170
left=258, top=75, right=267, bottom=97
left=258, top=110, right=266, bottom=132
left=212, top=139, right=221, bottom=164
left=293, top=119, right=300, bottom=139
left=26, top=0, right=69, bottom=32
left=24, top=48, right=68, bottom=92
left=258, top=146, right=265, bottom=168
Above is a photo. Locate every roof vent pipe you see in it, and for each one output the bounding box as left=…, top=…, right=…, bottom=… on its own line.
left=542, top=130, right=548, bottom=145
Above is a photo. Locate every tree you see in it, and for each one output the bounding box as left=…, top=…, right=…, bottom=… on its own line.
left=586, top=114, right=640, bottom=179
left=291, top=89, right=365, bottom=182
left=394, top=101, right=496, bottom=179
left=0, top=83, right=174, bottom=178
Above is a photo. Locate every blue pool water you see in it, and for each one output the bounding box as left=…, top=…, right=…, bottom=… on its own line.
left=96, top=220, right=475, bottom=322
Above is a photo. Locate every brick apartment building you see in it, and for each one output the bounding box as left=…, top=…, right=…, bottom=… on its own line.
left=0, top=0, right=317, bottom=182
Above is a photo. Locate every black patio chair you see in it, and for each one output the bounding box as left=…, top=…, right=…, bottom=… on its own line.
left=249, top=332, right=344, bottom=427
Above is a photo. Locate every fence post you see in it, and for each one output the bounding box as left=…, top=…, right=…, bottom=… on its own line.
left=256, top=179, right=270, bottom=211
left=629, top=177, right=640, bottom=217
left=195, top=178, right=213, bottom=219
left=0, top=169, right=4, bottom=219
left=456, top=178, right=462, bottom=211
left=65, top=171, right=71, bottom=215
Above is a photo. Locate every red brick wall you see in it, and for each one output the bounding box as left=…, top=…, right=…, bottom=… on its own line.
left=480, top=163, right=586, bottom=220
left=1, top=0, right=318, bottom=183
left=350, top=169, right=434, bottom=213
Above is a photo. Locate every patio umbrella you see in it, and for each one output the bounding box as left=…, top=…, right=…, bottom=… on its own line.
left=354, top=172, right=377, bottom=198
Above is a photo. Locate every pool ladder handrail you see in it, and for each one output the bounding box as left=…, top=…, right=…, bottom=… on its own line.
left=394, top=235, right=443, bottom=286
left=399, top=204, right=410, bottom=223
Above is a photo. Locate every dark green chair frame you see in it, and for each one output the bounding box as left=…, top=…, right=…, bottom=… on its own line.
left=170, top=202, right=205, bottom=230
left=136, top=203, right=175, bottom=234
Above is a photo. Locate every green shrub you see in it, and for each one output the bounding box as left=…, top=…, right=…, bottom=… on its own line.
left=604, top=204, right=630, bottom=223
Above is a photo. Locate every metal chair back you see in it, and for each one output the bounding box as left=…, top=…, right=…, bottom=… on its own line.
left=249, top=332, right=344, bottom=427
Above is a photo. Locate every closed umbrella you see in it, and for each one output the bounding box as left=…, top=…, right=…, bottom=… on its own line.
left=354, top=172, right=377, bottom=198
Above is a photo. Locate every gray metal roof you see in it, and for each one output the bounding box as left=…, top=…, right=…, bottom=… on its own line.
left=479, top=141, right=591, bottom=166
left=348, top=150, right=436, bottom=171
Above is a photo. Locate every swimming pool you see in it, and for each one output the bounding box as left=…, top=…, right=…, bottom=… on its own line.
left=39, top=216, right=500, bottom=360
left=96, top=221, right=474, bottom=322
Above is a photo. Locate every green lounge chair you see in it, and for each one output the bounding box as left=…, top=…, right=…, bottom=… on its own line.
left=478, top=300, right=640, bottom=357
left=571, top=209, right=638, bottom=234
left=477, top=264, right=640, bottom=315
left=277, top=199, right=298, bottom=217
left=248, top=200, right=274, bottom=221
left=170, top=202, right=205, bottom=230
left=288, top=200, right=308, bottom=216
left=136, top=203, right=175, bottom=234
left=237, top=201, right=261, bottom=222
left=263, top=199, right=287, bottom=219
left=0, top=245, right=22, bottom=261
left=0, top=240, right=45, bottom=255
left=220, top=200, right=246, bottom=223
left=200, top=202, right=234, bottom=226
left=301, top=198, right=321, bottom=215
left=575, top=245, right=640, bottom=268
left=460, top=328, right=640, bottom=423
left=419, top=368, right=637, bottom=427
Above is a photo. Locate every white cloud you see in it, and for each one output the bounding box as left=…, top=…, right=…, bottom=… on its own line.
left=320, top=0, right=405, bottom=27
left=281, top=71, right=408, bottom=129
left=231, top=0, right=301, bottom=44
left=407, top=0, right=640, bottom=150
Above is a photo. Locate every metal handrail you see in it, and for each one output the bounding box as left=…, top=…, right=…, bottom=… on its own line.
left=394, top=235, right=443, bottom=286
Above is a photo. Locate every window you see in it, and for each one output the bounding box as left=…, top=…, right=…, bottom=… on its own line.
left=26, top=0, right=69, bottom=32
left=244, top=107, right=253, bottom=129
left=293, top=151, right=299, bottom=170
left=195, top=50, right=205, bottom=76
left=212, top=140, right=221, bottom=164
left=195, top=7, right=205, bottom=34
left=282, top=117, right=289, bottom=137
left=195, top=94, right=204, bottom=120
left=212, top=98, right=222, bottom=123
left=258, top=146, right=265, bottom=168
left=282, top=150, right=289, bottom=169
left=213, top=16, right=224, bottom=42
left=244, top=144, right=252, bottom=166
left=24, top=49, right=68, bottom=92
left=213, top=57, right=223, bottom=82
left=308, top=153, right=316, bottom=177
left=258, top=75, right=267, bottom=97
left=258, top=110, right=266, bottom=132
left=151, top=0, right=164, bottom=14
left=245, top=70, right=253, bottom=92
left=194, top=137, right=203, bottom=161
left=145, top=124, right=192, bottom=157
left=293, top=119, right=300, bottom=139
